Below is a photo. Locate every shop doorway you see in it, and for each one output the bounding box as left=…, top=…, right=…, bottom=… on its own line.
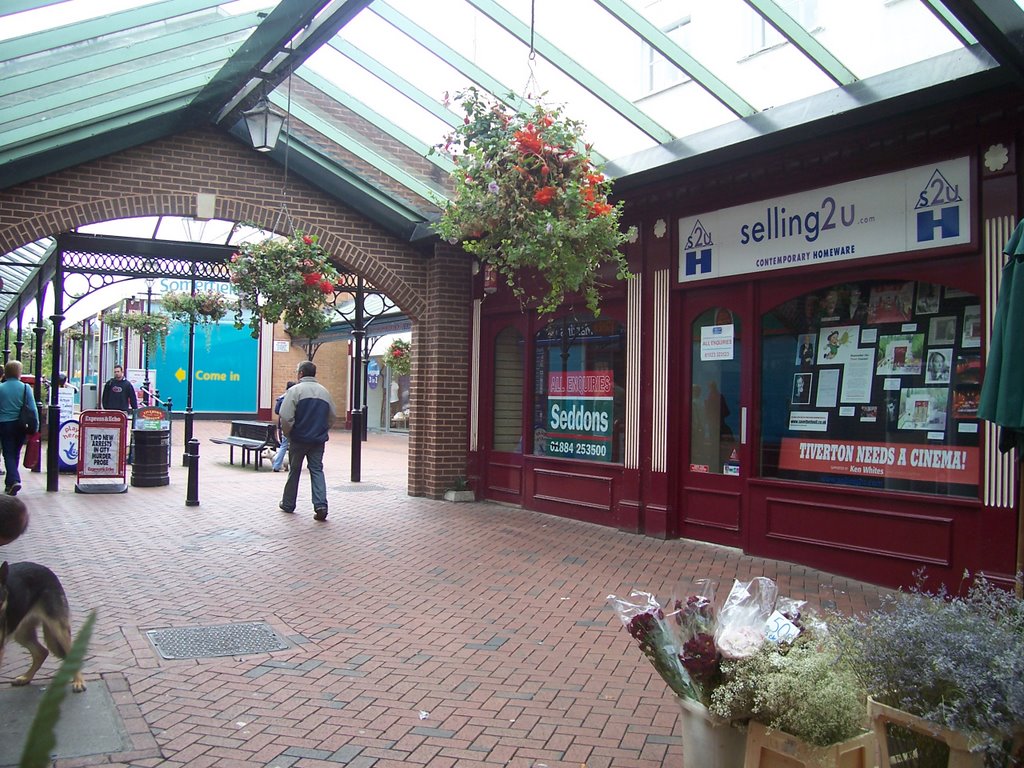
left=679, top=286, right=753, bottom=548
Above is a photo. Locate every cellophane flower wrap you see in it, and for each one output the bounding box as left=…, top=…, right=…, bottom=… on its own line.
left=607, top=591, right=700, bottom=701
left=670, top=579, right=720, bottom=703
left=714, top=577, right=778, bottom=660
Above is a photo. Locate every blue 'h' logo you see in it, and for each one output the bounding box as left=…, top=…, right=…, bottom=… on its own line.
left=685, top=248, right=712, bottom=276
left=916, top=206, right=959, bottom=242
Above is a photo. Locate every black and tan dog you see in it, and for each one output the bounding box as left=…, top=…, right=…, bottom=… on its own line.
left=0, top=561, right=85, bottom=692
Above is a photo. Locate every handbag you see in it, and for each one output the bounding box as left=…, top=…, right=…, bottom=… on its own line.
left=23, top=432, right=40, bottom=469
left=20, top=384, right=39, bottom=434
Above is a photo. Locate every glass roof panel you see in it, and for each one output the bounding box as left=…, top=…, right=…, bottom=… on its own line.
left=792, top=0, right=964, bottom=80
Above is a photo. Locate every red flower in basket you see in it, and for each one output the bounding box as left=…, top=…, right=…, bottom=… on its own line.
left=303, top=272, right=322, bottom=286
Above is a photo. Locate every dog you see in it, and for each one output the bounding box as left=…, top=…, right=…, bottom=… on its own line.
left=0, top=561, right=86, bottom=692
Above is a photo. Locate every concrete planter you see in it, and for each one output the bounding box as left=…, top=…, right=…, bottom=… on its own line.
left=443, top=489, right=475, bottom=502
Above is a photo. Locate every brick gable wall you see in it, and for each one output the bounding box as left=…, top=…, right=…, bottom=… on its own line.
left=0, top=127, right=471, bottom=498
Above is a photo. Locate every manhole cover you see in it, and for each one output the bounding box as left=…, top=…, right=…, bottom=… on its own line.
left=146, top=622, right=289, bottom=660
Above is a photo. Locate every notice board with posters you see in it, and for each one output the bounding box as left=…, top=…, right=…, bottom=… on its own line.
left=75, top=409, right=128, bottom=494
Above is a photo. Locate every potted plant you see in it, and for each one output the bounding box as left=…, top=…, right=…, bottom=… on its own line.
left=227, top=231, right=339, bottom=340
left=161, top=290, right=231, bottom=349
left=831, top=572, right=1024, bottom=768
left=443, top=476, right=474, bottom=503
left=432, top=87, right=633, bottom=316
left=101, top=309, right=170, bottom=354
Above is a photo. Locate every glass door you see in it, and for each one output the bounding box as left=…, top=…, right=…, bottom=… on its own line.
left=680, top=286, right=753, bottom=548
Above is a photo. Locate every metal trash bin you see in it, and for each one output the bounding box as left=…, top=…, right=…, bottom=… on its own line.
left=131, top=428, right=170, bottom=487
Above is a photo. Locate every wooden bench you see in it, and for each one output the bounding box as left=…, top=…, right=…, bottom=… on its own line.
left=210, top=420, right=279, bottom=470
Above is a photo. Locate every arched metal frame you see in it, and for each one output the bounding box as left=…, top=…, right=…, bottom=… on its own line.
left=2, top=230, right=393, bottom=491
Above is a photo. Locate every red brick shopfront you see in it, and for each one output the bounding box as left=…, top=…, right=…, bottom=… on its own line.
left=469, top=92, right=1023, bottom=590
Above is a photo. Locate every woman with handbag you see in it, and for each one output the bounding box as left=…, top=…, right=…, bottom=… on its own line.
left=0, top=360, right=39, bottom=496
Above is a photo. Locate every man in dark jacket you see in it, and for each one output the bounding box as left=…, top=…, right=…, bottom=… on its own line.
left=278, top=361, right=337, bottom=521
left=101, top=365, right=138, bottom=414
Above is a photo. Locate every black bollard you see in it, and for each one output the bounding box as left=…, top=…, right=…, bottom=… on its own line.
left=185, top=438, right=200, bottom=507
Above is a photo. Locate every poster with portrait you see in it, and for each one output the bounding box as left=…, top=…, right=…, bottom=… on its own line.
left=795, top=334, right=815, bottom=366
left=791, top=373, right=812, bottom=405
left=924, top=348, right=952, bottom=384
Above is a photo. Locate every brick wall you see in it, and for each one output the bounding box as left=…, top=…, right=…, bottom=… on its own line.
left=0, top=127, right=471, bottom=498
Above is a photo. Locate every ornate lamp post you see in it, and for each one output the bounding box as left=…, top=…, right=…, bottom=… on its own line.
left=142, top=260, right=155, bottom=406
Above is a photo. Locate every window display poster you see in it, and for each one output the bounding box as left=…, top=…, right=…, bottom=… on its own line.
left=928, top=316, right=956, bottom=345
left=795, top=334, right=815, bottom=366
left=792, top=373, right=812, bottom=405
left=817, top=325, right=859, bottom=364
left=924, top=349, right=952, bottom=384
left=777, top=437, right=977, bottom=485
left=961, top=306, right=981, bottom=348
left=876, top=334, right=924, bottom=375
left=952, top=354, right=980, bottom=420
left=839, top=349, right=875, bottom=403
left=897, top=388, right=949, bottom=431
left=867, top=282, right=914, bottom=324
left=815, top=368, right=840, bottom=408
left=539, top=369, right=614, bottom=462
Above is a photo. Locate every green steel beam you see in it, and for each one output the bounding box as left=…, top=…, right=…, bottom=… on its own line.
left=939, top=0, right=1024, bottom=85
left=1, top=0, right=67, bottom=15
left=0, top=0, right=233, bottom=60
left=0, top=87, right=199, bottom=154
left=4, top=49, right=226, bottom=126
left=271, top=94, right=450, bottom=204
left=370, top=2, right=606, bottom=165
left=370, top=2, right=529, bottom=115
left=0, top=11, right=262, bottom=99
left=744, top=0, right=856, bottom=86
left=328, top=38, right=460, bottom=128
left=296, top=68, right=455, bottom=173
left=279, top=136, right=430, bottom=223
left=200, top=0, right=371, bottom=125
left=592, top=0, right=756, bottom=118
left=463, top=0, right=675, bottom=144
left=921, top=0, right=979, bottom=46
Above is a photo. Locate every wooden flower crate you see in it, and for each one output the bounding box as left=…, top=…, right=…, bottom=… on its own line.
left=868, top=698, right=1023, bottom=768
left=743, top=720, right=878, bottom=768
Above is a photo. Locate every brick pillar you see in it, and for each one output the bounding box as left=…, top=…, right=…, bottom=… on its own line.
left=408, top=244, right=472, bottom=498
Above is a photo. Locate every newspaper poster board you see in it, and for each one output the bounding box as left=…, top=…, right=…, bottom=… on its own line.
left=57, top=418, right=79, bottom=472
left=75, top=409, right=128, bottom=493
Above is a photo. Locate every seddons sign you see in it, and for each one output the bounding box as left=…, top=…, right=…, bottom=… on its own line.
left=541, top=370, right=615, bottom=462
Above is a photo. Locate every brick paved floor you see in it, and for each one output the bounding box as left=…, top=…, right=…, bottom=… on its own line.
left=0, top=420, right=887, bottom=767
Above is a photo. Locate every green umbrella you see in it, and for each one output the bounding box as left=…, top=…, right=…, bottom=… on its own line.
left=980, top=219, right=1024, bottom=453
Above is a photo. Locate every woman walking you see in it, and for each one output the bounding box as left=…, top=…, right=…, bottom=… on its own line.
left=0, top=360, right=38, bottom=496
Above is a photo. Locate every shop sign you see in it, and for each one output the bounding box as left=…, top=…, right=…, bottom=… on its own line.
left=679, top=157, right=971, bottom=283
left=778, top=437, right=978, bottom=484
left=57, top=419, right=79, bottom=471
left=542, top=369, right=614, bottom=462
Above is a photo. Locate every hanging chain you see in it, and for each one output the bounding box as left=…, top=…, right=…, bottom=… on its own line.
left=521, top=0, right=539, bottom=102
left=273, top=61, right=296, bottom=236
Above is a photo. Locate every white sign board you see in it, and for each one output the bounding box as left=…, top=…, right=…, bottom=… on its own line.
left=700, top=324, right=734, bottom=361
left=679, top=157, right=971, bottom=282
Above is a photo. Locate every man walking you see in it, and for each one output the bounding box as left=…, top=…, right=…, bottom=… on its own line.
left=278, top=360, right=337, bottom=521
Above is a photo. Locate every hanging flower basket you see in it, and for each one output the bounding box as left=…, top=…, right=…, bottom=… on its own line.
left=161, top=290, right=230, bottom=326
left=384, top=338, right=412, bottom=378
left=432, top=87, right=633, bottom=315
left=102, top=310, right=170, bottom=353
left=227, top=231, right=339, bottom=340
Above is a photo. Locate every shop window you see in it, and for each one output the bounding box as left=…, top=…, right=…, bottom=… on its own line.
left=492, top=326, right=524, bottom=453
left=690, top=308, right=742, bottom=475
left=760, top=280, right=980, bottom=497
left=533, top=314, right=625, bottom=463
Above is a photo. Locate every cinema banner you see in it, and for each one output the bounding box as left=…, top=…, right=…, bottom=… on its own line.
left=778, top=437, right=978, bottom=484
left=542, top=369, right=614, bottom=462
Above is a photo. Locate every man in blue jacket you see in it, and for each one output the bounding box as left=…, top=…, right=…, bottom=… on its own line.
left=278, top=361, right=337, bottom=521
